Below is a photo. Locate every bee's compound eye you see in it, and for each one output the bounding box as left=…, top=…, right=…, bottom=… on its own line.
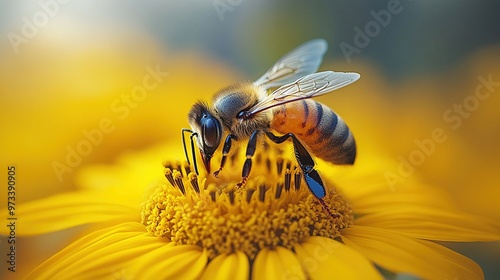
left=201, top=115, right=221, bottom=150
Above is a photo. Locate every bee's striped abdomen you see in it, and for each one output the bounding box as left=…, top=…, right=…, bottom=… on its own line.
left=270, top=99, right=356, bottom=165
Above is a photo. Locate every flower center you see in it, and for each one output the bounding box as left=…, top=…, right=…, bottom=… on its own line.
left=141, top=152, right=353, bottom=260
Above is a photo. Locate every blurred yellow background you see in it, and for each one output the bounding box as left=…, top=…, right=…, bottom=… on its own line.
left=1, top=0, right=499, bottom=278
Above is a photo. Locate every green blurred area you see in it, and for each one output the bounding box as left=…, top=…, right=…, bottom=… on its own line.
left=2, top=1, right=499, bottom=80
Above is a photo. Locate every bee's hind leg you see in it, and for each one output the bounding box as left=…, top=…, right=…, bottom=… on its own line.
left=214, top=134, right=236, bottom=177
left=264, top=131, right=340, bottom=218
left=237, top=130, right=326, bottom=197
left=263, top=132, right=326, bottom=200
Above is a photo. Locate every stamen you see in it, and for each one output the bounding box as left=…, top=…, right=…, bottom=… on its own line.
left=258, top=183, right=266, bottom=202
left=246, top=183, right=256, bottom=203
left=275, top=181, right=283, bottom=199
left=284, top=170, right=291, bottom=192
left=164, top=168, right=175, bottom=187
left=184, top=162, right=192, bottom=176
left=143, top=157, right=353, bottom=261
left=163, top=162, right=174, bottom=170
left=294, top=168, right=302, bottom=191
left=227, top=185, right=236, bottom=205
left=208, top=184, right=217, bottom=202
left=262, top=140, right=270, bottom=151
left=255, top=153, right=262, bottom=166
left=188, top=172, right=200, bottom=193
left=276, top=157, right=284, bottom=175
left=230, top=151, right=239, bottom=167
left=173, top=170, right=186, bottom=194
left=266, top=158, right=272, bottom=172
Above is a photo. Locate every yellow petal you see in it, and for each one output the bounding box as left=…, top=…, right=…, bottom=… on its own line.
left=252, top=246, right=306, bottom=280
left=294, top=237, right=382, bottom=280
left=418, top=239, right=484, bottom=280
left=355, top=206, right=500, bottom=241
left=26, top=222, right=163, bottom=279
left=328, top=166, right=393, bottom=203
left=337, top=172, right=456, bottom=215
left=0, top=190, right=139, bottom=236
left=324, top=157, right=457, bottom=215
left=350, top=188, right=455, bottom=214
left=322, top=151, right=447, bottom=208
left=202, top=251, right=249, bottom=280
left=75, top=150, right=167, bottom=192
left=341, top=225, right=484, bottom=280
left=130, top=245, right=207, bottom=279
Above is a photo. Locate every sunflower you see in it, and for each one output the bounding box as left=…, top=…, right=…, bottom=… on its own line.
left=3, top=139, right=498, bottom=280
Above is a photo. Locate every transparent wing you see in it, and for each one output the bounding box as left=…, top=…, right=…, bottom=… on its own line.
left=254, top=39, right=328, bottom=89
left=247, top=71, right=360, bottom=116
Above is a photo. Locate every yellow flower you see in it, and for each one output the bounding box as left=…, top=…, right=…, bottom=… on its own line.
left=2, top=140, right=498, bottom=280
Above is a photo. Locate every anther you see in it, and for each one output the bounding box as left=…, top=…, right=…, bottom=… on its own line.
left=276, top=157, right=284, bottom=175
left=294, top=168, right=302, bottom=191
left=184, top=162, right=192, bottom=176
left=258, top=183, right=266, bottom=202
left=163, top=162, right=174, bottom=170
left=262, top=140, right=270, bottom=151
left=227, top=185, right=236, bottom=205
left=246, top=185, right=256, bottom=203
left=255, top=153, right=262, bottom=166
left=230, top=152, right=239, bottom=166
left=164, top=168, right=175, bottom=187
left=284, top=170, right=291, bottom=192
left=266, top=158, right=272, bottom=172
left=188, top=172, right=200, bottom=193
left=275, top=182, right=283, bottom=199
left=208, top=185, right=217, bottom=202
left=173, top=170, right=186, bottom=195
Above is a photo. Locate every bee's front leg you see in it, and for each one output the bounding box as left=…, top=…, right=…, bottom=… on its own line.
left=214, top=134, right=237, bottom=177
left=181, top=128, right=200, bottom=175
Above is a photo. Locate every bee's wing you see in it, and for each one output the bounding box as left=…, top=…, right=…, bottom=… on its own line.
left=254, top=39, right=328, bottom=89
left=247, top=71, right=360, bottom=116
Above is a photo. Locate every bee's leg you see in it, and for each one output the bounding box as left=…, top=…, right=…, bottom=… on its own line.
left=189, top=133, right=200, bottom=175
left=214, top=134, right=236, bottom=177
left=264, top=132, right=326, bottom=199
left=237, top=130, right=260, bottom=187
left=181, top=128, right=193, bottom=166
left=181, top=128, right=199, bottom=175
left=265, top=131, right=340, bottom=218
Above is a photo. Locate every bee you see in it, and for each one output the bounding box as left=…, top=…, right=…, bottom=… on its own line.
left=182, top=39, right=360, bottom=203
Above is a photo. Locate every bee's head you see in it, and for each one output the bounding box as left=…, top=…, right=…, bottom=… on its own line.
left=188, top=102, right=222, bottom=173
